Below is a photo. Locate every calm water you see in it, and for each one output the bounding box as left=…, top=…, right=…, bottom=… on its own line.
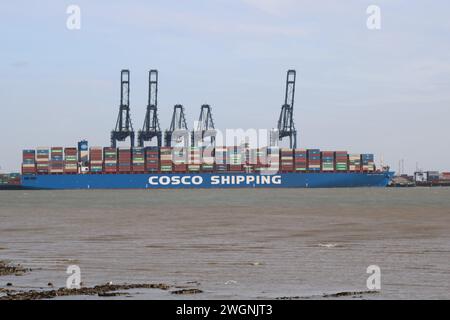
left=0, top=188, right=449, bottom=299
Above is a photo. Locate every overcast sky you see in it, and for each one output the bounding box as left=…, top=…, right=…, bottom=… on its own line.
left=1, top=0, right=449, bottom=173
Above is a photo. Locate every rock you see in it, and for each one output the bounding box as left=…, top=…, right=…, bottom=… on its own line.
left=0, top=260, right=30, bottom=276
left=171, top=288, right=203, bottom=295
left=98, top=292, right=126, bottom=297
left=0, top=282, right=172, bottom=300
left=322, top=290, right=379, bottom=298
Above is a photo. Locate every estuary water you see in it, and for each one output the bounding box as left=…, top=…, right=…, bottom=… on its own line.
left=0, top=188, right=449, bottom=299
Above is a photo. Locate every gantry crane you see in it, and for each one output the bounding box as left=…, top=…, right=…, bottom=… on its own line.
left=164, top=104, right=189, bottom=147
left=111, top=69, right=135, bottom=147
left=191, top=104, right=216, bottom=147
left=138, top=70, right=162, bottom=147
left=274, top=70, right=297, bottom=149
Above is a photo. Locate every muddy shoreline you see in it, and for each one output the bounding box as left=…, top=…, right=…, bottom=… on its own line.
left=0, top=260, right=204, bottom=300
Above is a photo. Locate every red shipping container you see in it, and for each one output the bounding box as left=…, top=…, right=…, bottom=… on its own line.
left=173, top=164, right=187, bottom=172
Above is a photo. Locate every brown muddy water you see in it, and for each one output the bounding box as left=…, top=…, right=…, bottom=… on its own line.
left=0, top=188, right=449, bottom=299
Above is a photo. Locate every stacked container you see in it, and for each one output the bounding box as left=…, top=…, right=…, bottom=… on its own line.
left=228, top=146, right=243, bottom=171
left=246, top=148, right=258, bottom=172
left=247, top=148, right=257, bottom=170
left=188, top=147, right=201, bottom=172
left=89, top=147, right=103, bottom=172
left=173, top=147, right=188, bottom=172
left=361, top=154, right=374, bottom=171
left=294, top=149, right=307, bottom=172
left=49, top=147, right=64, bottom=174
left=307, top=149, right=321, bottom=172
left=145, top=147, right=159, bottom=172
left=103, top=147, right=117, bottom=173
left=214, top=146, right=227, bottom=172
left=117, top=148, right=131, bottom=172
left=1, top=174, right=19, bottom=185
left=132, top=147, right=145, bottom=172
left=321, top=151, right=334, bottom=172
left=11, top=173, right=21, bottom=185
left=253, top=148, right=268, bottom=172
left=280, top=148, right=294, bottom=171
left=22, top=149, right=36, bottom=175
left=247, top=148, right=257, bottom=166
left=160, top=147, right=172, bottom=172
left=266, top=147, right=280, bottom=172
left=335, top=151, right=348, bottom=171
left=240, top=144, right=253, bottom=172
left=64, top=147, right=78, bottom=174
left=201, top=147, right=215, bottom=172
left=349, top=154, right=361, bottom=172
left=36, top=147, right=50, bottom=174
left=243, top=145, right=251, bottom=165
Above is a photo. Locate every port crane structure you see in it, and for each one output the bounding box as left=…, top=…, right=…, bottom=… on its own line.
left=138, top=70, right=162, bottom=147
left=274, top=69, right=297, bottom=149
left=111, top=69, right=135, bottom=147
left=191, top=104, right=216, bottom=148
left=110, top=68, right=296, bottom=151
left=164, top=104, right=189, bottom=148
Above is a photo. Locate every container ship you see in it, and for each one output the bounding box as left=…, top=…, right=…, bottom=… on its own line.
left=14, top=69, right=393, bottom=189
left=18, top=142, right=393, bottom=190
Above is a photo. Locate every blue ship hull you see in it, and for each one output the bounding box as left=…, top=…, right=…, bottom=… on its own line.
left=21, top=172, right=394, bottom=189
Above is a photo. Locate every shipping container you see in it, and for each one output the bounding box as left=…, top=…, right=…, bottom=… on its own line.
left=335, top=151, right=348, bottom=171
left=0, top=173, right=21, bottom=185
left=131, top=147, right=145, bottom=172
left=265, top=146, right=280, bottom=171
left=117, top=148, right=132, bottom=173
left=160, top=147, right=172, bottom=172
left=294, top=149, right=307, bottom=172
left=36, top=147, right=50, bottom=174
left=201, top=146, right=215, bottom=171
left=103, top=147, right=118, bottom=173
left=145, top=146, right=159, bottom=172
left=214, top=147, right=227, bottom=167
left=361, top=154, right=375, bottom=172
left=22, top=149, right=36, bottom=175
left=280, top=148, right=294, bottom=172
left=227, top=146, right=243, bottom=171
left=49, top=147, right=64, bottom=173
left=21, top=144, right=383, bottom=179
left=307, top=149, right=321, bottom=171
left=348, top=154, right=361, bottom=172
left=90, top=147, right=103, bottom=173
left=321, top=151, right=334, bottom=172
